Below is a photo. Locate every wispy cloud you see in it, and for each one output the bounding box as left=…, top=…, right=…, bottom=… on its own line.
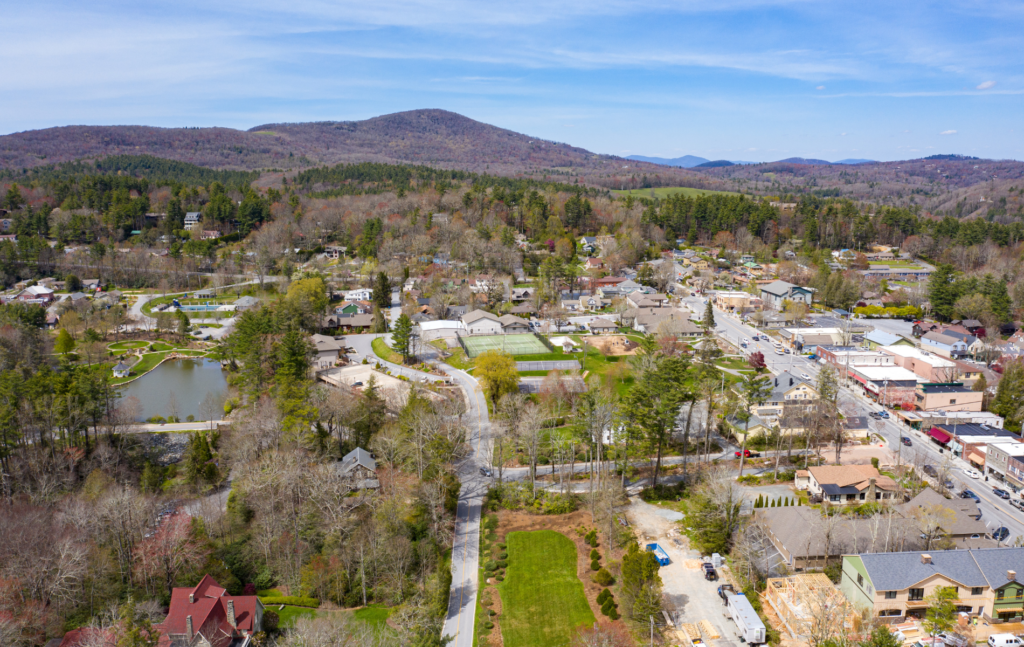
left=940, top=130, right=957, bottom=135
left=977, top=80, right=997, bottom=89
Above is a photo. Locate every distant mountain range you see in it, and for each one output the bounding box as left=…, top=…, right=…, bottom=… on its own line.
left=631, top=154, right=877, bottom=168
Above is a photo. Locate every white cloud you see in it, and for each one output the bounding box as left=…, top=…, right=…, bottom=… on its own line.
left=816, top=85, right=825, bottom=90
left=977, top=80, right=996, bottom=89
left=940, top=129, right=957, bottom=135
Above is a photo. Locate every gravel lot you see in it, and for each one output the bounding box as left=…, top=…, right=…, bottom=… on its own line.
left=626, top=498, right=740, bottom=647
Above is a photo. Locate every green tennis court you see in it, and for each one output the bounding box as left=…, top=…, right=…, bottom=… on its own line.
left=461, top=334, right=550, bottom=358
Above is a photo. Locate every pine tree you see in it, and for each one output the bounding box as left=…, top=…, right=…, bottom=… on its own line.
left=54, top=328, right=76, bottom=355
left=391, top=313, right=414, bottom=363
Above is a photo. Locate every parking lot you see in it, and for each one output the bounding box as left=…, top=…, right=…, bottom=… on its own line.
left=626, top=499, right=741, bottom=647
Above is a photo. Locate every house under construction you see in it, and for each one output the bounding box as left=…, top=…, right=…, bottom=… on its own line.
left=764, top=574, right=858, bottom=640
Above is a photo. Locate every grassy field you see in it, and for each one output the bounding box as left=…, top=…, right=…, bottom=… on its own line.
left=612, top=186, right=741, bottom=199
left=371, top=337, right=403, bottom=364
left=352, top=605, right=391, bottom=626
left=498, top=530, right=595, bottom=647
left=109, top=340, right=148, bottom=351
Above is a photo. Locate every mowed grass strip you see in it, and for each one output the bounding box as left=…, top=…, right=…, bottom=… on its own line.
left=499, top=530, right=595, bottom=647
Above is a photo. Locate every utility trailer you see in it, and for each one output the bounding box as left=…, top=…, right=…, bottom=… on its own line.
left=645, top=543, right=670, bottom=566
left=727, top=593, right=766, bottom=645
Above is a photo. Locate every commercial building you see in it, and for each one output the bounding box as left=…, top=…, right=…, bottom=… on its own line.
left=713, top=290, right=762, bottom=313
left=986, top=443, right=1024, bottom=489
left=925, top=423, right=1020, bottom=464
left=881, top=345, right=960, bottom=382
left=864, top=330, right=915, bottom=349
left=817, top=347, right=895, bottom=376
left=840, top=548, right=1024, bottom=621
left=891, top=410, right=1004, bottom=431
left=847, top=365, right=921, bottom=408
left=914, top=383, right=984, bottom=412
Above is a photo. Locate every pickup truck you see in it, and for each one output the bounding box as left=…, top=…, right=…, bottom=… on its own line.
left=735, top=449, right=760, bottom=458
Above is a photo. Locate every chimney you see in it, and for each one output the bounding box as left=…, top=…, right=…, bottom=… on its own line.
left=790, top=378, right=794, bottom=386
left=189, top=593, right=194, bottom=604
left=186, top=615, right=193, bottom=638
left=227, top=600, right=236, bottom=628
left=921, top=554, right=932, bottom=565
left=1010, top=570, right=1018, bottom=581
left=868, top=477, right=876, bottom=501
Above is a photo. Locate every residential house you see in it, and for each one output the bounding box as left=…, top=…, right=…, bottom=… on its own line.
left=840, top=548, right=1024, bottom=621
left=509, top=303, right=536, bottom=316
left=913, top=321, right=941, bottom=337
left=510, top=287, right=534, bottom=302
left=939, top=329, right=985, bottom=358
left=755, top=312, right=798, bottom=329
left=154, top=574, right=264, bottom=647
left=336, top=300, right=372, bottom=315
left=200, top=230, right=220, bottom=240
left=802, top=465, right=897, bottom=506
left=921, top=332, right=970, bottom=359
left=324, top=245, right=347, bottom=259
left=579, top=235, right=598, bottom=251
left=561, top=298, right=581, bottom=312
left=337, top=447, right=380, bottom=490
left=588, top=318, right=619, bottom=334
left=757, top=371, right=818, bottom=422
left=684, top=257, right=710, bottom=271
left=914, top=383, right=983, bottom=413
left=497, top=314, right=530, bottom=333
left=714, top=291, right=762, bottom=313
left=725, top=413, right=769, bottom=438
left=584, top=257, right=604, bottom=270
left=183, top=212, right=201, bottom=231
left=626, top=292, right=668, bottom=309
left=338, top=313, right=375, bottom=332
left=760, top=280, right=814, bottom=310
left=957, top=319, right=985, bottom=335
left=311, top=334, right=344, bottom=370
left=462, top=310, right=503, bottom=335
left=344, top=288, right=374, bottom=302
left=16, top=285, right=55, bottom=303
left=234, top=296, right=259, bottom=311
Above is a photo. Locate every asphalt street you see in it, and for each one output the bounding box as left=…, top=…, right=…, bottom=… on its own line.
left=679, top=295, right=1024, bottom=544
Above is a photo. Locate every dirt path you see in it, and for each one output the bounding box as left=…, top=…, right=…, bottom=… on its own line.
left=583, top=335, right=638, bottom=356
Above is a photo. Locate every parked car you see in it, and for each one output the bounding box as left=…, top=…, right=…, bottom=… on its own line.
left=963, top=468, right=982, bottom=479
left=1010, top=499, right=1024, bottom=512
left=961, top=489, right=981, bottom=501
left=988, top=634, right=1023, bottom=647
left=784, top=348, right=791, bottom=354
left=735, top=449, right=760, bottom=458
left=800, top=372, right=811, bottom=381
left=992, top=527, right=1010, bottom=541
left=479, top=467, right=493, bottom=478
left=901, top=437, right=913, bottom=447
left=993, top=488, right=1011, bottom=500
left=923, top=465, right=938, bottom=477
left=702, top=563, right=718, bottom=581
left=877, top=411, right=890, bottom=419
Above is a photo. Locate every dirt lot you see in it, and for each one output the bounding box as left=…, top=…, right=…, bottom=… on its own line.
left=584, top=335, right=639, bottom=356
left=625, top=499, right=740, bottom=647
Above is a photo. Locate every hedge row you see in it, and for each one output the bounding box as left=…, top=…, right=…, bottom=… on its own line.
left=258, top=596, right=321, bottom=608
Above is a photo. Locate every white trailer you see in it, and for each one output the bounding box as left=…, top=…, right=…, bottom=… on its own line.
left=727, top=593, right=766, bottom=644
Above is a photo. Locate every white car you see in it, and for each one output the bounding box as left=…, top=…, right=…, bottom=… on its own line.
left=743, top=338, right=750, bottom=345
left=800, top=372, right=811, bottom=381
left=963, top=468, right=982, bottom=479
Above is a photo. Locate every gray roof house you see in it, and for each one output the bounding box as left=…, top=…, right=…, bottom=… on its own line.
left=234, top=295, right=260, bottom=310
left=921, top=331, right=970, bottom=359
left=338, top=447, right=380, bottom=490
left=760, top=280, right=814, bottom=310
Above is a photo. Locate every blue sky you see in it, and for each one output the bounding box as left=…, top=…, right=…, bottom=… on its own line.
left=2, top=0, right=1023, bottom=162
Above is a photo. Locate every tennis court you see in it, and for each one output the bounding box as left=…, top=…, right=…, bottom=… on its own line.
left=461, top=333, right=550, bottom=358
left=516, top=360, right=581, bottom=371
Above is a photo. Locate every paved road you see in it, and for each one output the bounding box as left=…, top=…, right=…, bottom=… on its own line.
left=681, top=295, right=1024, bottom=543
left=344, top=334, right=450, bottom=383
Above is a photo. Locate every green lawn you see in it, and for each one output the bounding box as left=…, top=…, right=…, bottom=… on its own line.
left=353, top=605, right=391, bottom=627
left=275, top=605, right=319, bottom=628
left=109, top=340, right=148, bottom=351
left=498, top=530, right=595, bottom=647
left=716, top=357, right=751, bottom=371
left=111, top=352, right=166, bottom=384
left=612, top=186, right=742, bottom=199
left=371, top=337, right=403, bottom=364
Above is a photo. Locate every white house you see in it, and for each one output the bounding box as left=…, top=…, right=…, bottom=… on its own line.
left=344, top=288, right=374, bottom=302
left=921, top=332, right=970, bottom=359
left=462, top=309, right=503, bottom=335
left=183, top=212, right=201, bottom=231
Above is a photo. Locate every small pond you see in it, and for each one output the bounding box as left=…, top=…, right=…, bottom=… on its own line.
left=119, top=358, right=228, bottom=421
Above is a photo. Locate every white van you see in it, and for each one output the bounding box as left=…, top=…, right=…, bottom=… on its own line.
left=988, top=634, right=1023, bottom=647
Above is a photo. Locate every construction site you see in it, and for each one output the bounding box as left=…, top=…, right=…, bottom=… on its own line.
left=763, top=574, right=859, bottom=642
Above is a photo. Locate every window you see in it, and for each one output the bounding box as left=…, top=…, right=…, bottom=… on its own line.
left=950, top=399, right=957, bottom=405
left=885, top=591, right=897, bottom=599
left=858, top=574, right=864, bottom=586
left=876, top=493, right=883, bottom=500
left=998, top=590, right=1005, bottom=600
left=909, top=588, right=925, bottom=601
left=972, top=587, right=984, bottom=596
left=829, top=495, right=840, bottom=502
left=860, top=493, right=866, bottom=500
left=1018, top=589, right=1023, bottom=600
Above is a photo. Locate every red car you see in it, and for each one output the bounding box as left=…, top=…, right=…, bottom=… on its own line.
left=734, top=449, right=760, bottom=458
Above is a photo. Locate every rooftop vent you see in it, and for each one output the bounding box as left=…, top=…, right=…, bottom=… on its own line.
left=921, top=554, right=932, bottom=565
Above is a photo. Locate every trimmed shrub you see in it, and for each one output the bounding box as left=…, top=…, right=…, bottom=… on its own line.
left=498, top=552, right=508, bottom=560
left=484, top=621, right=494, bottom=629
left=262, top=610, right=279, bottom=632
left=596, top=589, right=611, bottom=605
left=488, top=609, right=496, bottom=616
left=495, top=575, right=504, bottom=581
left=600, top=597, right=618, bottom=616
left=590, top=549, right=600, bottom=560
left=592, top=568, right=615, bottom=586
left=590, top=559, right=601, bottom=571
left=608, top=608, right=620, bottom=620
left=496, top=560, right=507, bottom=569
left=484, top=560, right=498, bottom=572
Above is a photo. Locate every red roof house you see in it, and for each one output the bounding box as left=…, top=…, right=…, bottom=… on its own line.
left=154, top=575, right=263, bottom=647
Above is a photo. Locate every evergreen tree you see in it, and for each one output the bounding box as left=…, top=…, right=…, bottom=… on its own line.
left=176, top=310, right=190, bottom=335
left=928, top=263, right=958, bottom=321
left=620, top=542, right=663, bottom=622
left=992, top=359, right=1024, bottom=432
left=972, top=374, right=987, bottom=392
left=54, top=328, right=76, bottom=355
left=702, top=298, right=715, bottom=331
left=391, top=313, right=414, bottom=363
left=372, top=271, right=392, bottom=312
